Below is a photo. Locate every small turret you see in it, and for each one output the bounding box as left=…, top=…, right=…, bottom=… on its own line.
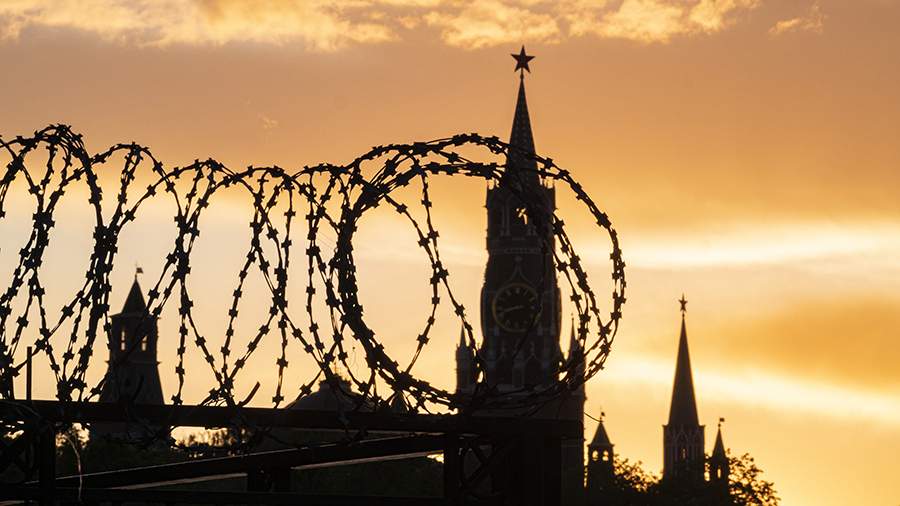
left=709, top=418, right=730, bottom=495
left=455, top=323, right=477, bottom=392
left=92, top=271, right=165, bottom=441
left=101, top=275, right=164, bottom=405
left=587, top=413, right=615, bottom=504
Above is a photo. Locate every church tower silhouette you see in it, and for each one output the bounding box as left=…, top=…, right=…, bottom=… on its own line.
left=662, top=296, right=705, bottom=482
left=457, top=46, right=584, bottom=505
left=92, top=273, right=164, bottom=439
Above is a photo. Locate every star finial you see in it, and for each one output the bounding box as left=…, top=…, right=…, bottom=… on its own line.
left=679, top=294, right=688, bottom=314
left=511, top=45, right=534, bottom=75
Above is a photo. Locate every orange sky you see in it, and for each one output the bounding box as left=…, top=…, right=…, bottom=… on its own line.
left=2, top=1, right=900, bottom=505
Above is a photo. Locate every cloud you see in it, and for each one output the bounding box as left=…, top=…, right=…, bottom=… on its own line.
left=603, top=354, right=900, bottom=426
left=689, top=0, right=761, bottom=33
left=258, top=114, right=279, bottom=131
left=616, top=221, right=900, bottom=269
left=769, top=1, right=825, bottom=36
left=0, top=0, right=767, bottom=49
left=569, top=0, right=761, bottom=43
left=703, top=297, right=900, bottom=395
left=0, top=0, right=397, bottom=50
left=423, top=1, right=560, bottom=49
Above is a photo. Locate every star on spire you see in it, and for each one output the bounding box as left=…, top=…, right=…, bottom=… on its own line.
left=679, top=294, right=688, bottom=314
left=511, top=45, right=534, bottom=75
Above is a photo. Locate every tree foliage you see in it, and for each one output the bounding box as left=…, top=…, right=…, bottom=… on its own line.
left=728, top=453, right=780, bottom=506
left=596, top=452, right=779, bottom=506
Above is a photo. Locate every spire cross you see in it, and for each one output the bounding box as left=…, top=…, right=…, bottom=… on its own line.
left=679, top=294, right=688, bottom=315
left=511, top=45, right=534, bottom=78
left=135, top=264, right=144, bottom=281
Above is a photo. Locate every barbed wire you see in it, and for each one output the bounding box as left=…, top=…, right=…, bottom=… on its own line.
left=0, top=124, right=625, bottom=423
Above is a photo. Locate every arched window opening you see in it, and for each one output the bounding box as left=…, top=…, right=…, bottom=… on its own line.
left=591, top=449, right=599, bottom=462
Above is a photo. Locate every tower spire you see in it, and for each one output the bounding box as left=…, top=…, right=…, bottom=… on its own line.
left=668, top=296, right=699, bottom=426
left=712, top=418, right=727, bottom=460
left=506, top=46, right=538, bottom=181
left=663, top=294, right=705, bottom=482
left=568, top=314, right=579, bottom=353
left=455, top=322, right=476, bottom=392
left=587, top=411, right=615, bottom=503
left=121, top=276, right=148, bottom=314
left=710, top=417, right=731, bottom=491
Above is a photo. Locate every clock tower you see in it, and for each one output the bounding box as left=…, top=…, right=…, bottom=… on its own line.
left=457, top=46, right=585, bottom=506
left=478, top=47, right=562, bottom=391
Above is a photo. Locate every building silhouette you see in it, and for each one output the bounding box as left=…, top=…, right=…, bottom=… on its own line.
left=91, top=274, right=164, bottom=440
left=586, top=297, right=732, bottom=504
left=586, top=414, right=615, bottom=504
left=456, top=46, right=585, bottom=505
left=709, top=419, right=730, bottom=497
left=663, top=296, right=705, bottom=482
left=88, top=48, right=739, bottom=503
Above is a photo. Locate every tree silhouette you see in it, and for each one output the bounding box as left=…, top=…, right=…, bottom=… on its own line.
left=595, top=453, right=779, bottom=506
left=727, top=453, right=780, bottom=506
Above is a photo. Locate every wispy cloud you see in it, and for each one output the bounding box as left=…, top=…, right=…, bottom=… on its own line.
left=769, top=1, right=825, bottom=36
left=568, top=0, right=761, bottom=43
left=424, top=1, right=561, bottom=49
left=0, top=0, right=771, bottom=50
left=0, top=0, right=397, bottom=50
left=618, top=221, right=900, bottom=269
left=258, top=113, right=279, bottom=131
left=604, top=355, right=900, bottom=426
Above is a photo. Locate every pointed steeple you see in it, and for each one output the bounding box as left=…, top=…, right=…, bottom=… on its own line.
left=456, top=322, right=477, bottom=392
left=668, top=296, right=700, bottom=426
left=568, top=315, right=579, bottom=354
left=590, top=415, right=612, bottom=448
left=587, top=412, right=615, bottom=502
left=568, top=315, right=586, bottom=385
left=121, top=278, right=148, bottom=314
left=506, top=47, right=539, bottom=181
left=712, top=418, right=727, bottom=460
left=709, top=418, right=730, bottom=489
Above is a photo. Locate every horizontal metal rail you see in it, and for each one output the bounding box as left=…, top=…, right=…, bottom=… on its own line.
left=0, top=400, right=582, bottom=438
left=43, top=434, right=449, bottom=489
left=1, top=486, right=451, bottom=505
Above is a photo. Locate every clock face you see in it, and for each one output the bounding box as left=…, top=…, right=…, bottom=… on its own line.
left=491, top=283, right=540, bottom=333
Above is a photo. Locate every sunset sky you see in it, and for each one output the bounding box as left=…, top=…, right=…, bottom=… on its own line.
left=2, top=1, right=900, bottom=504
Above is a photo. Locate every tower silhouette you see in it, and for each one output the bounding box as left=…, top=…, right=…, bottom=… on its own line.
left=587, top=414, right=615, bottom=505
left=92, top=273, right=164, bottom=440
left=709, top=418, right=730, bottom=495
left=479, top=53, right=561, bottom=390
left=460, top=46, right=584, bottom=505
left=455, top=323, right=477, bottom=391
left=662, top=296, right=705, bottom=482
